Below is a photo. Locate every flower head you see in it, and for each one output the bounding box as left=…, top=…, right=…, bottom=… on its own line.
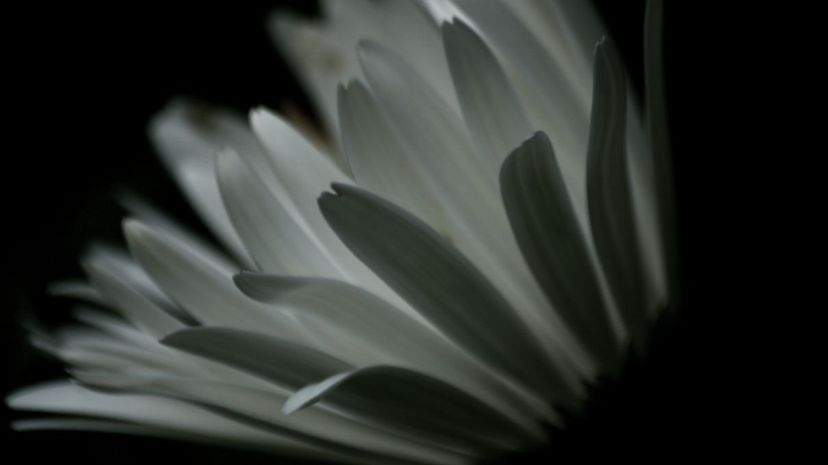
left=8, top=0, right=676, bottom=463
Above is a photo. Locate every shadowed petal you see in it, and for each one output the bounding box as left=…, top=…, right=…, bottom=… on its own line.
left=319, top=184, right=573, bottom=403
left=500, top=132, right=619, bottom=370
left=285, top=366, right=539, bottom=454
left=587, top=39, right=650, bottom=348
left=162, top=327, right=352, bottom=390
left=443, top=19, right=532, bottom=177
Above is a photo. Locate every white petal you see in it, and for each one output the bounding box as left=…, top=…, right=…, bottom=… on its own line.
left=337, top=80, right=447, bottom=233
left=587, top=39, right=651, bottom=348
left=284, top=366, right=539, bottom=454
left=249, top=108, right=406, bottom=308
left=48, top=280, right=105, bottom=305
left=84, top=260, right=184, bottom=339
left=118, top=191, right=237, bottom=271
left=358, top=42, right=587, bottom=380
left=162, top=327, right=353, bottom=391
left=269, top=0, right=456, bottom=135
left=6, top=382, right=325, bottom=456
left=442, top=19, right=532, bottom=175
left=123, top=219, right=304, bottom=342
left=504, top=0, right=604, bottom=103
left=234, top=271, right=547, bottom=428
left=423, top=0, right=592, bottom=230
left=501, top=132, right=620, bottom=371
left=216, top=149, right=339, bottom=277
left=319, top=184, right=573, bottom=402
left=149, top=101, right=261, bottom=268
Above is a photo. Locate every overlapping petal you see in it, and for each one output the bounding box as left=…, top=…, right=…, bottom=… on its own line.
left=8, top=1, right=675, bottom=463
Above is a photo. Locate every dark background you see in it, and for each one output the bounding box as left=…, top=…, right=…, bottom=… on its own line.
left=2, top=1, right=755, bottom=463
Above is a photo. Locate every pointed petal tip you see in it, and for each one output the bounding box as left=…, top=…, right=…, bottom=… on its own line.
left=158, top=329, right=182, bottom=347
left=281, top=396, right=304, bottom=415
left=159, top=326, right=213, bottom=348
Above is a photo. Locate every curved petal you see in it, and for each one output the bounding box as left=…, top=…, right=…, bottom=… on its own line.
left=442, top=19, right=532, bottom=175
left=123, top=219, right=304, bottom=342
left=644, top=0, right=679, bottom=304
left=587, top=39, right=650, bottom=348
left=337, top=80, right=447, bottom=233
left=148, top=100, right=260, bottom=268
left=250, top=109, right=403, bottom=308
left=72, top=374, right=469, bottom=465
left=6, top=382, right=312, bottom=453
left=500, top=131, right=619, bottom=370
left=357, top=41, right=579, bottom=375
left=418, top=0, right=591, bottom=228
left=162, top=327, right=353, bottom=391
left=48, top=280, right=105, bottom=306
left=269, top=0, right=455, bottom=134
left=234, top=271, right=547, bottom=428
left=319, top=184, right=573, bottom=402
left=84, top=260, right=184, bottom=339
left=216, top=149, right=339, bottom=278
left=285, top=366, right=538, bottom=453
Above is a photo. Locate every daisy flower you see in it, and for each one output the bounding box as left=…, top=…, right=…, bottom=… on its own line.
left=7, top=0, right=677, bottom=463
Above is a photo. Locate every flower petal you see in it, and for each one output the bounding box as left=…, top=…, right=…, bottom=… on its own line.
left=10, top=417, right=336, bottom=462
left=149, top=101, right=260, bottom=268
left=284, top=366, right=537, bottom=453
left=319, top=184, right=573, bottom=402
left=587, top=39, right=650, bottom=348
left=72, top=373, right=468, bottom=465
left=84, top=261, right=184, bottom=339
left=123, top=219, right=303, bottom=341
left=216, top=149, right=340, bottom=278
left=249, top=109, right=402, bottom=306
left=234, top=270, right=546, bottom=428
left=269, top=0, right=455, bottom=135
left=503, top=0, right=603, bottom=102
left=6, top=382, right=308, bottom=452
left=48, top=280, right=105, bottom=305
left=645, top=0, right=679, bottom=303
left=420, top=0, right=591, bottom=227
left=162, top=327, right=353, bottom=391
left=337, top=79, right=447, bottom=233
left=234, top=271, right=448, bottom=366
left=357, top=41, right=580, bottom=375
left=442, top=19, right=532, bottom=176
left=500, top=131, right=619, bottom=370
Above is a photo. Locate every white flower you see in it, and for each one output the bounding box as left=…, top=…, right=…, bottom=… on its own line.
left=8, top=0, right=676, bottom=463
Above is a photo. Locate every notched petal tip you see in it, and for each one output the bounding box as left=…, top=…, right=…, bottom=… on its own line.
left=247, top=106, right=275, bottom=129
left=506, top=131, right=553, bottom=164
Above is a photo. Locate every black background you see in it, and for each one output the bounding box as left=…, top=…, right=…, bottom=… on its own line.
left=2, top=1, right=756, bottom=463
